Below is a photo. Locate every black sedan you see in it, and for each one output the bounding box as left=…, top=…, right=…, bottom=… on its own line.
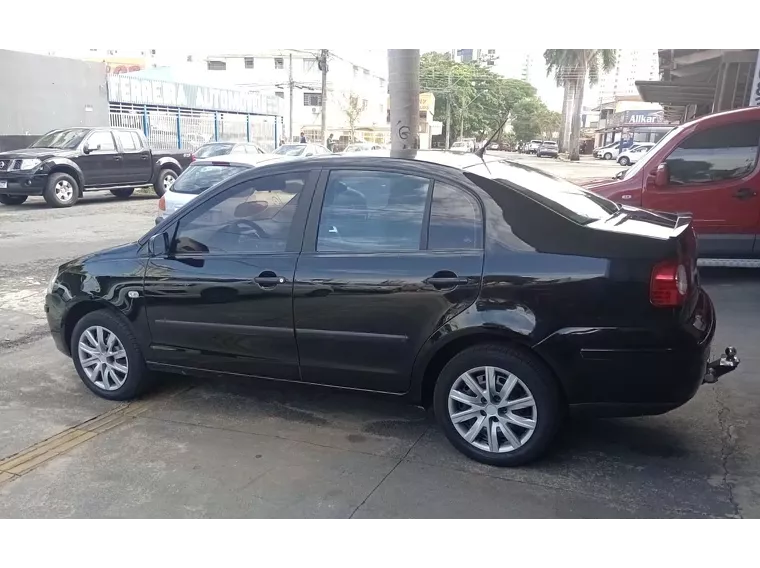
left=44, top=151, right=738, bottom=466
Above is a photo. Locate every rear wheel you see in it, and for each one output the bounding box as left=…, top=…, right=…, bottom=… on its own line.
left=0, top=194, right=27, bottom=205
left=110, top=188, right=135, bottom=199
left=433, top=344, right=562, bottom=467
left=153, top=169, right=177, bottom=197
left=43, top=173, right=79, bottom=208
left=603, top=152, right=613, bottom=160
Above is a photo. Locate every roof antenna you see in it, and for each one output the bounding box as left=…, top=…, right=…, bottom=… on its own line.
left=474, top=117, right=509, bottom=159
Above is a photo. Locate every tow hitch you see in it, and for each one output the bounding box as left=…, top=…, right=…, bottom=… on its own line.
left=703, top=346, right=740, bottom=384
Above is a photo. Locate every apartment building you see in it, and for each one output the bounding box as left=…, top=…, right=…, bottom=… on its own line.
left=201, top=50, right=389, bottom=142
left=594, top=49, right=660, bottom=105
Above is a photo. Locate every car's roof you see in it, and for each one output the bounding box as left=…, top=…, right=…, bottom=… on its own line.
left=286, top=149, right=506, bottom=174
left=192, top=154, right=290, bottom=167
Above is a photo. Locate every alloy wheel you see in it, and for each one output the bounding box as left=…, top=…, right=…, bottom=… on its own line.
left=55, top=180, right=74, bottom=202
left=77, top=325, right=129, bottom=391
left=163, top=173, right=176, bottom=191
left=447, top=366, right=537, bottom=453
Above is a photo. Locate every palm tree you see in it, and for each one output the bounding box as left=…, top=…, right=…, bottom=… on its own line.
left=544, top=50, right=616, bottom=161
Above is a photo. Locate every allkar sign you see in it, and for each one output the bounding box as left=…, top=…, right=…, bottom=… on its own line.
left=107, top=75, right=281, bottom=116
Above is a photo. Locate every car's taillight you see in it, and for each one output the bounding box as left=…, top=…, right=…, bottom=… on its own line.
left=158, top=195, right=166, bottom=211
left=650, top=260, right=689, bottom=307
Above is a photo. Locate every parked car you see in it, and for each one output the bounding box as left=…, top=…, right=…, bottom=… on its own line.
left=45, top=151, right=739, bottom=466
left=537, top=141, right=559, bottom=158
left=343, top=143, right=384, bottom=153
left=526, top=140, right=543, bottom=154
left=584, top=106, right=760, bottom=263
left=155, top=154, right=291, bottom=225
left=273, top=143, right=331, bottom=157
left=616, top=143, right=656, bottom=166
left=593, top=141, right=621, bottom=160
left=450, top=140, right=474, bottom=153
left=191, top=141, right=266, bottom=162
left=0, top=127, right=191, bottom=208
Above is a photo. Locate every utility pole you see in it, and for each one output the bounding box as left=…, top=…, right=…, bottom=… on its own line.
left=388, top=49, right=420, bottom=154
left=319, top=49, right=328, bottom=144
left=288, top=52, right=294, bottom=143
left=445, top=72, right=452, bottom=149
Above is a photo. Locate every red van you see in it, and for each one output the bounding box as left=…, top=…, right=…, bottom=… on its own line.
left=584, top=107, right=760, bottom=264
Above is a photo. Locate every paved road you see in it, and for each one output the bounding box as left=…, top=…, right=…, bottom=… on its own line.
left=1, top=172, right=759, bottom=518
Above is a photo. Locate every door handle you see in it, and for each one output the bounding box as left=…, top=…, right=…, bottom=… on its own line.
left=253, top=271, right=285, bottom=288
left=426, top=271, right=468, bottom=289
left=734, top=188, right=757, bottom=200
left=114, top=156, right=122, bottom=161
left=141, top=155, right=149, bottom=160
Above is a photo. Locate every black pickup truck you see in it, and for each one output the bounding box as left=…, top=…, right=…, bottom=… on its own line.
left=0, top=127, right=191, bottom=208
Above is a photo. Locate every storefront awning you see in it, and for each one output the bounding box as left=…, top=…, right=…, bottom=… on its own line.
left=635, top=81, right=716, bottom=106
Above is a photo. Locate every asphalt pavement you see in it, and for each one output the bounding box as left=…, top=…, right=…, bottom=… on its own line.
left=1, top=163, right=759, bottom=518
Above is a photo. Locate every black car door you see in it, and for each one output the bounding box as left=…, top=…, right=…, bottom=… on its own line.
left=113, top=130, right=152, bottom=184
left=77, top=130, right=121, bottom=186
left=143, top=167, right=318, bottom=380
left=293, top=167, right=485, bottom=393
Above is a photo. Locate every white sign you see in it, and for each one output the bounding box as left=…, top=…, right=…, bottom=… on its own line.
left=107, top=75, right=282, bottom=116
left=751, top=50, right=760, bottom=107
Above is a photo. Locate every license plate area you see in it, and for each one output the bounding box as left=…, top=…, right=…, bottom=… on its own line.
left=0, top=180, right=7, bottom=189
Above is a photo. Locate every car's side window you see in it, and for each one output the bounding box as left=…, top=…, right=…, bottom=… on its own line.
left=87, top=131, right=116, bottom=152
left=173, top=172, right=308, bottom=255
left=129, top=132, right=145, bottom=150
left=317, top=170, right=431, bottom=252
left=665, top=121, right=760, bottom=185
left=427, top=182, right=483, bottom=250
left=115, top=130, right=137, bottom=151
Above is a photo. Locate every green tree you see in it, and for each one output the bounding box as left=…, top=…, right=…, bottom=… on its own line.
left=420, top=52, right=536, bottom=144
left=510, top=97, right=552, bottom=142
left=544, top=49, right=616, bottom=160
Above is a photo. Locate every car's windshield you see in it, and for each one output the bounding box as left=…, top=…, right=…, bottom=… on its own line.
left=194, top=143, right=235, bottom=159
left=31, top=129, right=89, bottom=149
left=623, top=126, right=683, bottom=180
left=274, top=144, right=306, bottom=156
left=467, top=160, right=619, bottom=224
left=171, top=163, right=250, bottom=195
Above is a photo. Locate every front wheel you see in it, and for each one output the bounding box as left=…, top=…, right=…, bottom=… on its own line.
left=44, top=173, right=79, bottom=208
left=71, top=310, right=151, bottom=401
left=110, top=188, right=135, bottom=199
left=0, top=194, right=27, bottom=205
left=433, top=344, right=562, bottom=467
left=603, top=152, right=613, bottom=160
left=153, top=169, right=177, bottom=197
left=618, top=156, right=630, bottom=166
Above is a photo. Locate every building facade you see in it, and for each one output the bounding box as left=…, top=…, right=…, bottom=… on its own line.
left=200, top=50, right=389, bottom=143
left=593, top=49, right=659, bottom=106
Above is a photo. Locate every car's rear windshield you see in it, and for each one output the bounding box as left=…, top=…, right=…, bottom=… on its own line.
left=171, top=163, right=250, bottom=195
left=466, top=160, right=619, bottom=224
left=542, top=142, right=557, bottom=146
left=194, top=143, right=235, bottom=159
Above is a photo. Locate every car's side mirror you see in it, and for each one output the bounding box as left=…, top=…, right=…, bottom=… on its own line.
left=614, top=170, right=625, bottom=180
left=654, top=163, right=670, bottom=187
left=148, top=232, right=169, bottom=257
left=82, top=144, right=91, bottom=155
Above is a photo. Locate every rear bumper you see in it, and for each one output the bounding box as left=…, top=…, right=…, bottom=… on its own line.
left=0, top=172, right=47, bottom=196
left=535, top=289, right=732, bottom=415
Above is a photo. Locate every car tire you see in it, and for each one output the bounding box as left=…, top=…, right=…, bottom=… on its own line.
left=0, top=194, right=28, bottom=205
left=433, top=343, right=562, bottom=467
left=603, top=152, right=613, bottom=160
left=110, top=188, right=135, bottom=199
left=71, top=309, right=151, bottom=401
left=153, top=169, right=177, bottom=197
left=618, top=157, right=630, bottom=166
left=43, top=172, right=79, bottom=208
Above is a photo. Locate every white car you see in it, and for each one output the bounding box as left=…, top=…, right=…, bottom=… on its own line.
left=343, top=142, right=384, bottom=153
left=593, top=141, right=621, bottom=160
left=616, top=143, right=656, bottom=166
left=450, top=141, right=473, bottom=153
left=155, top=154, right=290, bottom=225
